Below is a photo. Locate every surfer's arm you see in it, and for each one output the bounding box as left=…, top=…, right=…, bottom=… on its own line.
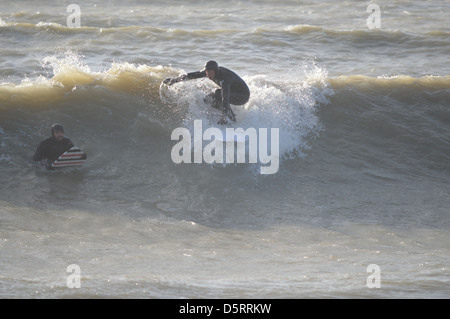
left=163, top=71, right=206, bottom=85
left=185, top=71, right=206, bottom=80
left=67, top=139, right=74, bottom=149
left=32, top=141, right=45, bottom=162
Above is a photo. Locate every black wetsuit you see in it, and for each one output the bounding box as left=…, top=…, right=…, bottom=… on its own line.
left=178, top=67, right=250, bottom=113
left=32, top=136, right=74, bottom=165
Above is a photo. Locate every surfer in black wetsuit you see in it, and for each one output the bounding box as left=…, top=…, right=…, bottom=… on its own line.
left=32, top=124, right=75, bottom=166
left=163, top=61, right=250, bottom=125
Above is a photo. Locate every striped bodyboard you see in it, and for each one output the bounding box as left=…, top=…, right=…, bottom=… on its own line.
left=51, top=146, right=87, bottom=168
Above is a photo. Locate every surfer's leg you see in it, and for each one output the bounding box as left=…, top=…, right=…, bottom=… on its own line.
left=229, top=92, right=249, bottom=106
left=203, top=92, right=214, bottom=106
left=204, top=89, right=222, bottom=109
left=221, top=92, right=247, bottom=122
left=226, top=107, right=236, bottom=122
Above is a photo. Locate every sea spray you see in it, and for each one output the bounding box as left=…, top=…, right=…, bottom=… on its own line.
left=163, top=61, right=334, bottom=171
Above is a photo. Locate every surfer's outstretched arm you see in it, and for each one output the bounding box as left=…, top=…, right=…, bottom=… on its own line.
left=163, top=70, right=206, bottom=85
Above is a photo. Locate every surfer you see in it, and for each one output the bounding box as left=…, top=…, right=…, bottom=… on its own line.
left=32, top=124, right=76, bottom=166
left=163, top=61, right=250, bottom=125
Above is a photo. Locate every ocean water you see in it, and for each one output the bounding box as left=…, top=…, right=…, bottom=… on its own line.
left=0, top=0, right=449, bottom=298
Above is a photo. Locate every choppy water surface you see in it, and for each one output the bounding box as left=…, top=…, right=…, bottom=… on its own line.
left=1, top=0, right=449, bottom=298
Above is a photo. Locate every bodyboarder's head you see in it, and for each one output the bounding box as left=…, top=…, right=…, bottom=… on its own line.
left=51, top=123, right=65, bottom=141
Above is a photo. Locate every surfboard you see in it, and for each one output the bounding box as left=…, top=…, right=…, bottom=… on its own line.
left=51, top=146, right=87, bottom=168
